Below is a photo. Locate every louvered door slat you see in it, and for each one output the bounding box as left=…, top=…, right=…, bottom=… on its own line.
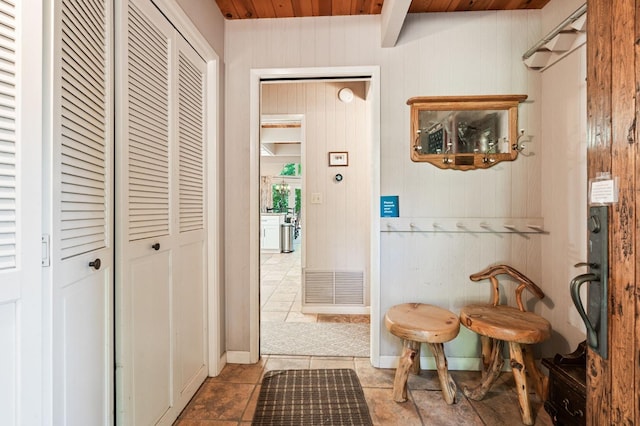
left=129, top=158, right=168, bottom=176
left=128, top=114, right=168, bottom=140
left=129, top=143, right=168, bottom=164
left=62, top=66, right=106, bottom=115
left=62, top=0, right=104, bottom=49
left=0, top=0, right=15, bottom=270
left=129, top=85, right=168, bottom=118
left=60, top=0, right=108, bottom=260
left=128, top=61, right=167, bottom=96
left=61, top=209, right=103, bottom=221
left=128, top=16, right=167, bottom=67
left=61, top=34, right=104, bottom=90
left=177, top=52, right=204, bottom=234
left=62, top=118, right=106, bottom=151
left=61, top=218, right=105, bottom=230
left=61, top=95, right=105, bottom=135
left=127, top=4, right=170, bottom=241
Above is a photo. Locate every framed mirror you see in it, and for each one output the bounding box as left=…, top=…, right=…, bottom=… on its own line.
left=408, top=95, right=527, bottom=170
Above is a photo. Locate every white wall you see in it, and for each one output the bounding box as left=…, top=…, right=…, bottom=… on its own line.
left=541, top=0, right=585, bottom=35
left=175, top=0, right=225, bottom=54
left=225, top=10, right=551, bottom=361
left=539, top=44, right=588, bottom=354
left=174, top=0, right=228, bottom=359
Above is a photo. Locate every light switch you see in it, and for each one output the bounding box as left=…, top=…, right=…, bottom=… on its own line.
left=310, top=193, right=322, bottom=204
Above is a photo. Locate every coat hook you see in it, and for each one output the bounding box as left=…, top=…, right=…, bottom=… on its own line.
left=512, top=129, right=526, bottom=152
left=414, top=129, right=422, bottom=151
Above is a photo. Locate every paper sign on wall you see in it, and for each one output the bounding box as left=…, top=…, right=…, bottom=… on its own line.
left=380, top=196, right=399, bottom=217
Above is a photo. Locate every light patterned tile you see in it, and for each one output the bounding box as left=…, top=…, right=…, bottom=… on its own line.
left=285, top=311, right=317, bottom=323
left=350, top=314, right=371, bottom=324
left=179, top=380, right=255, bottom=421
left=261, top=301, right=293, bottom=312
left=241, top=384, right=261, bottom=421
left=268, top=291, right=297, bottom=302
left=411, top=389, right=483, bottom=425
left=317, top=314, right=351, bottom=323
left=260, top=311, right=288, bottom=322
left=355, top=358, right=395, bottom=388
left=309, top=357, right=356, bottom=369
left=213, top=359, right=266, bottom=384
left=174, top=420, right=239, bottom=425
left=362, top=387, right=423, bottom=426
left=407, top=369, right=441, bottom=391
left=264, top=356, right=310, bottom=372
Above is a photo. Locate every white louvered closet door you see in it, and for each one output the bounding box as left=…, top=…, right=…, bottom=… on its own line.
left=173, top=34, right=208, bottom=412
left=0, top=1, right=44, bottom=423
left=116, top=0, right=208, bottom=424
left=51, top=0, right=114, bottom=424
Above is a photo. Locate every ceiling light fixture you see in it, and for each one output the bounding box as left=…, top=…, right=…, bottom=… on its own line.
left=338, top=87, right=354, bottom=103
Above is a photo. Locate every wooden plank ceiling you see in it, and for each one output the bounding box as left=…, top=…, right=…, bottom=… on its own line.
left=216, top=0, right=551, bottom=19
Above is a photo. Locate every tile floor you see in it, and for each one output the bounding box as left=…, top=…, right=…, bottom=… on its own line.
left=174, top=355, right=553, bottom=425
left=175, top=235, right=553, bottom=425
left=259, top=235, right=315, bottom=324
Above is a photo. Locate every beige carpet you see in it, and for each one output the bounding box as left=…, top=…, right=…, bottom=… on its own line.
left=260, top=322, right=370, bottom=357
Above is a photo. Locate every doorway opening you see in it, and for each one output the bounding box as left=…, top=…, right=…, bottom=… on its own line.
left=255, top=72, right=380, bottom=360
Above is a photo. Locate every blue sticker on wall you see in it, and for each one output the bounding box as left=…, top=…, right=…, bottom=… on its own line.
left=380, top=196, right=399, bottom=217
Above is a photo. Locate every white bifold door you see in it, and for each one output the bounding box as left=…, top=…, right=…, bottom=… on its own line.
left=0, top=1, right=44, bottom=424
left=116, top=0, right=209, bottom=424
left=51, top=0, right=115, bottom=424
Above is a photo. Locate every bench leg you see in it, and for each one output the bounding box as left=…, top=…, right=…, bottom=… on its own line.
left=509, top=341, right=533, bottom=426
left=392, top=340, right=420, bottom=402
left=463, top=338, right=504, bottom=400
left=427, top=342, right=457, bottom=404
left=522, top=344, right=548, bottom=401
left=408, top=339, right=421, bottom=374
left=480, top=335, right=493, bottom=373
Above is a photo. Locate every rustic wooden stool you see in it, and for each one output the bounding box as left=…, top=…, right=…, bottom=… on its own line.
left=459, top=265, right=551, bottom=426
left=384, top=303, right=460, bottom=405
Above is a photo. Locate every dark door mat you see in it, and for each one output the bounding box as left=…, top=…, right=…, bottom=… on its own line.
left=252, top=369, right=373, bottom=425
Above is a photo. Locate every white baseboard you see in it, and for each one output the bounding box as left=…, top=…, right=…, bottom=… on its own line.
left=378, top=356, right=483, bottom=371
left=377, top=356, right=518, bottom=372
left=226, top=351, right=252, bottom=364
left=209, top=352, right=227, bottom=377
left=301, top=305, right=370, bottom=315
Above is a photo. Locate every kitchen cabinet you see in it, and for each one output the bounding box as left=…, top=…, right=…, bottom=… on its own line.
left=261, top=214, right=284, bottom=252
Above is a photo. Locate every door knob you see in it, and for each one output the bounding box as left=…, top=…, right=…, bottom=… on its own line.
left=89, top=258, right=101, bottom=270
left=152, top=243, right=160, bottom=251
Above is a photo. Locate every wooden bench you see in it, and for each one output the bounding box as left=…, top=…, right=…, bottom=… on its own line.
left=384, top=303, right=460, bottom=404
left=459, top=265, right=551, bottom=425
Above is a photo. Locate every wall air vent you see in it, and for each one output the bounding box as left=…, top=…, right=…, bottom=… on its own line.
left=304, top=270, right=364, bottom=305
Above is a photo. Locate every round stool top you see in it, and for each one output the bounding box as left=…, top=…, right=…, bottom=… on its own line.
left=460, top=304, right=551, bottom=344
left=384, top=303, right=460, bottom=343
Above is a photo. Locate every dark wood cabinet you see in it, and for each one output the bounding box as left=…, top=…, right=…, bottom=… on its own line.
left=542, top=342, right=586, bottom=426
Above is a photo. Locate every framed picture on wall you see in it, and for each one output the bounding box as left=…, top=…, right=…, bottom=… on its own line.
left=328, top=151, right=349, bottom=166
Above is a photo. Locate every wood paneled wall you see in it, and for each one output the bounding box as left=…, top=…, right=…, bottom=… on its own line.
left=224, top=8, right=588, bottom=362
left=586, top=0, right=639, bottom=423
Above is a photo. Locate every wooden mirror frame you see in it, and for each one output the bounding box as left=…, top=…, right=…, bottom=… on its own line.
left=408, top=95, right=528, bottom=170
